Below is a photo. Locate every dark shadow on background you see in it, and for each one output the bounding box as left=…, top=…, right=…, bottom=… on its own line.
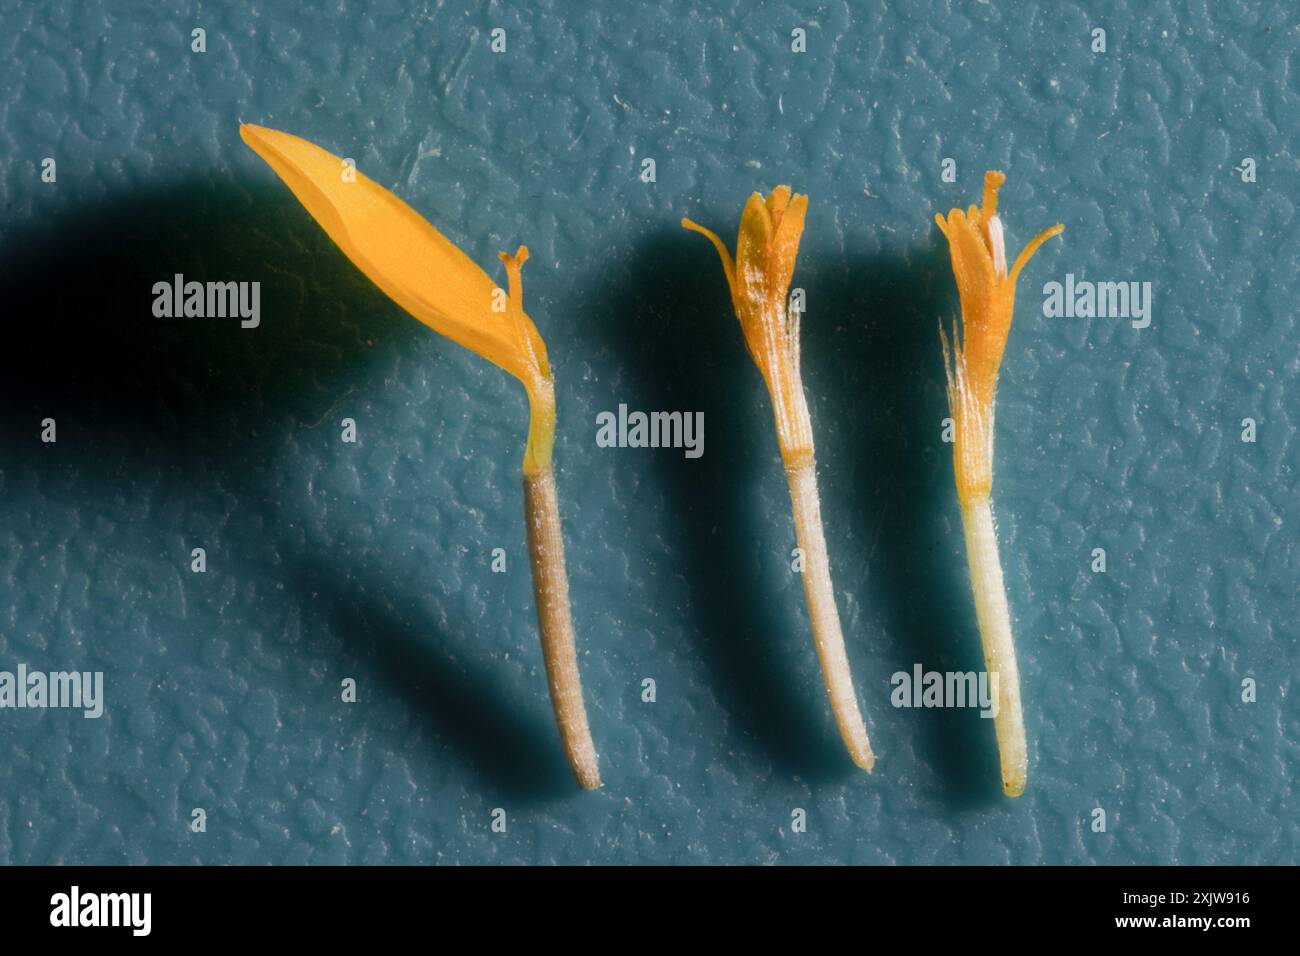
left=584, top=228, right=849, bottom=782
left=296, top=557, right=575, bottom=802
left=0, top=181, right=575, bottom=801
left=0, top=181, right=407, bottom=455
left=584, top=222, right=1004, bottom=802
left=1, top=181, right=1007, bottom=806
left=802, top=244, right=1003, bottom=809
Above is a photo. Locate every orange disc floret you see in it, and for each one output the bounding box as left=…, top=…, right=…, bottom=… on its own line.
left=935, top=171, right=1063, bottom=501
left=683, top=186, right=813, bottom=461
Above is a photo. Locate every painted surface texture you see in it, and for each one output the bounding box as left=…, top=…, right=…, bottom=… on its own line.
left=0, top=0, right=1295, bottom=864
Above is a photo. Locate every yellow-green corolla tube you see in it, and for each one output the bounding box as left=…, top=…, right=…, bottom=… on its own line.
left=241, top=124, right=598, bottom=788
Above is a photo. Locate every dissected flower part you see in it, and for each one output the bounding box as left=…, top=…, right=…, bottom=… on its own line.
left=934, top=170, right=1063, bottom=796
left=684, top=188, right=874, bottom=771
left=242, top=124, right=599, bottom=789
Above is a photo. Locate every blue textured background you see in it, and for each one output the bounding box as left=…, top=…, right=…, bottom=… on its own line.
left=0, top=0, right=1295, bottom=864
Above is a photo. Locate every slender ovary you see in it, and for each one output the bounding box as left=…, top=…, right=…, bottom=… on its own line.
left=786, top=456, right=875, bottom=771
left=959, top=496, right=1026, bottom=796
left=523, top=466, right=601, bottom=790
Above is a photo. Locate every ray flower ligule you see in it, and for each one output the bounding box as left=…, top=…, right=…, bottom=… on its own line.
left=934, top=170, right=1063, bottom=796
left=683, top=187, right=874, bottom=771
left=241, top=124, right=600, bottom=789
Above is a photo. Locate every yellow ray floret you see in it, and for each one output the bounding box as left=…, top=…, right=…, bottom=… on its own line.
left=240, top=123, right=554, bottom=473
left=935, top=171, right=1063, bottom=500
left=682, top=186, right=812, bottom=461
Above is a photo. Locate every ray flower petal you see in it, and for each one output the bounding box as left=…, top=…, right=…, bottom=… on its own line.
left=242, top=124, right=598, bottom=789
